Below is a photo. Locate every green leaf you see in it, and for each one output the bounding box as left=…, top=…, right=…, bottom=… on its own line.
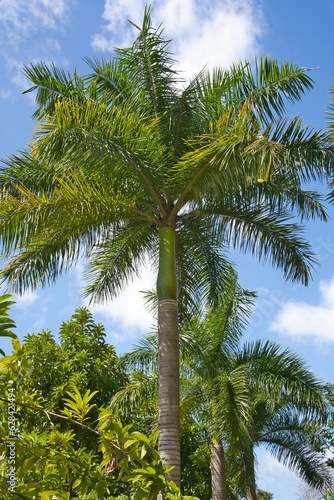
left=72, top=478, right=82, bottom=489
left=22, top=456, right=38, bottom=473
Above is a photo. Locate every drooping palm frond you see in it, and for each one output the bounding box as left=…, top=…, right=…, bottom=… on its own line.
left=84, top=221, right=158, bottom=303
left=209, top=365, right=253, bottom=443
left=240, top=58, right=315, bottom=123
left=0, top=169, right=154, bottom=294
left=0, top=151, right=61, bottom=193
left=262, top=421, right=331, bottom=490
left=84, top=57, right=129, bottom=105
left=236, top=340, right=328, bottom=420
left=175, top=217, right=234, bottom=317
left=0, top=292, right=17, bottom=355
left=187, top=58, right=315, bottom=124
left=22, top=62, right=86, bottom=121
left=180, top=266, right=255, bottom=371
left=325, top=80, right=334, bottom=204
left=326, top=78, right=334, bottom=138
left=217, top=205, right=317, bottom=285
left=245, top=181, right=328, bottom=222
left=121, top=334, right=158, bottom=373
left=110, top=370, right=158, bottom=424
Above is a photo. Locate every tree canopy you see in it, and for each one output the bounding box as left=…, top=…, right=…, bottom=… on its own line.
left=0, top=6, right=333, bottom=484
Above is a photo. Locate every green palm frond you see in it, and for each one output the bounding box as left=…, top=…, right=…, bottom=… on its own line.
left=217, top=206, right=317, bottom=285
left=29, top=96, right=168, bottom=201
left=210, top=366, right=252, bottom=442
left=116, top=5, right=180, bottom=119
left=202, top=282, right=255, bottom=366
left=249, top=181, right=328, bottom=222
left=326, top=82, right=334, bottom=203
left=250, top=59, right=314, bottom=119
left=84, top=220, right=157, bottom=302
left=326, top=79, right=334, bottom=136
left=175, top=217, right=235, bottom=317
left=110, top=371, right=158, bottom=422
left=0, top=151, right=60, bottom=193
left=22, top=62, right=85, bottom=121
left=237, top=340, right=328, bottom=418
left=225, top=58, right=314, bottom=124
left=188, top=58, right=314, bottom=123
left=0, top=292, right=17, bottom=354
left=121, top=334, right=158, bottom=373
left=263, top=429, right=331, bottom=490
left=84, top=57, right=128, bottom=104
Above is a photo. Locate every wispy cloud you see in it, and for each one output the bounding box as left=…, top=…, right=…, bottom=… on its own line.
left=0, top=1, right=71, bottom=93
left=257, top=452, right=299, bottom=497
left=0, top=88, right=12, bottom=99
left=270, top=276, right=334, bottom=342
left=0, top=0, right=69, bottom=51
left=92, top=0, right=264, bottom=78
left=12, top=290, right=39, bottom=308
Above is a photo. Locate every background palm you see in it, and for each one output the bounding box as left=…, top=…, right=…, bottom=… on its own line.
left=0, top=7, right=331, bottom=483
left=115, top=269, right=330, bottom=499
left=224, top=342, right=331, bottom=500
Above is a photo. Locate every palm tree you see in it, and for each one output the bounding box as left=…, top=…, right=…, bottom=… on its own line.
left=116, top=269, right=330, bottom=499
left=180, top=280, right=330, bottom=499
left=0, top=7, right=331, bottom=484
left=227, top=342, right=331, bottom=500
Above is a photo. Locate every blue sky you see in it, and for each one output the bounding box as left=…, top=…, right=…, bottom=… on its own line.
left=1, top=0, right=334, bottom=498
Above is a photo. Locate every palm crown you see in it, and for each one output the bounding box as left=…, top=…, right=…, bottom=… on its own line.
left=114, top=268, right=330, bottom=499
left=0, top=6, right=332, bottom=483
left=0, top=9, right=331, bottom=298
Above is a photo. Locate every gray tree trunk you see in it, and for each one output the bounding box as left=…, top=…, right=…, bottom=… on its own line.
left=211, top=442, right=228, bottom=500
left=158, top=298, right=180, bottom=485
left=245, top=450, right=257, bottom=500
left=246, top=486, right=257, bottom=500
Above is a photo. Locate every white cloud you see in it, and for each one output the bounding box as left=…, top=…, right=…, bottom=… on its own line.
left=92, top=0, right=264, bottom=78
left=75, top=259, right=156, bottom=353
left=257, top=451, right=299, bottom=497
left=156, top=0, right=264, bottom=78
left=91, top=0, right=144, bottom=50
left=270, top=276, right=334, bottom=342
left=0, top=0, right=69, bottom=49
left=13, top=290, right=39, bottom=308
left=259, top=451, right=292, bottom=476
left=87, top=266, right=155, bottom=333
left=0, top=0, right=71, bottom=92
left=0, top=88, right=12, bottom=99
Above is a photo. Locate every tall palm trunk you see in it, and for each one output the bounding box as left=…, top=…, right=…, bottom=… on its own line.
left=245, top=448, right=257, bottom=500
left=246, top=485, right=257, bottom=500
left=211, top=442, right=228, bottom=500
left=157, top=225, right=180, bottom=485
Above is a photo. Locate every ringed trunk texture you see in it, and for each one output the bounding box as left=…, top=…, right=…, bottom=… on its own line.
left=246, top=486, right=257, bottom=500
left=158, top=299, right=180, bottom=485
left=157, top=225, right=180, bottom=485
left=211, top=443, right=228, bottom=500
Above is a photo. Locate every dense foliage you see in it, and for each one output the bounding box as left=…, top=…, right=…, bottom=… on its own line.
left=115, top=270, right=333, bottom=499
left=0, top=6, right=333, bottom=484
left=1, top=5, right=334, bottom=498
left=0, top=299, right=333, bottom=498
left=0, top=307, right=198, bottom=499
